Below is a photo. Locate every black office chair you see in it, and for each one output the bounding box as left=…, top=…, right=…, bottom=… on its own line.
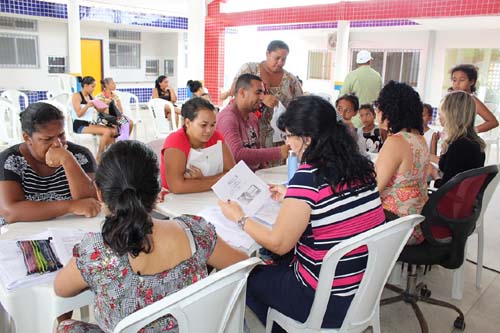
left=381, top=165, right=498, bottom=333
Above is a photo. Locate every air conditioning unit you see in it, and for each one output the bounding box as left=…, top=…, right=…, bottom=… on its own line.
left=327, top=33, right=337, bottom=50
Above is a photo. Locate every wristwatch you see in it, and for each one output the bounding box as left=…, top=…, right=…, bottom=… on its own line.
left=236, top=215, right=249, bottom=230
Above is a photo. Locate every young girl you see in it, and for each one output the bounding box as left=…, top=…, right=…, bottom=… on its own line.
left=449, top=64, right=498, bottom=133
left=335, top=94, right=359, bottom=134
left=357, top=103, right=383, bottom=153
left=422, top=103, right=438, bottom=155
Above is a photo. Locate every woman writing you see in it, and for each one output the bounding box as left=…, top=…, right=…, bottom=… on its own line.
left=374, top=81, right=429, bottom=245
left=0, top=102, right=100, bottom=225
left=71, top=76, right=117, bottom=161
left=449, top=64, right=498, bottom=133
left=221, top=40, right=303, bottom=148
left=54, top=140, right=247, bottom=332
left=218, top=95, right=386, bottom=330
left=161, top=97, right=235, bottom=193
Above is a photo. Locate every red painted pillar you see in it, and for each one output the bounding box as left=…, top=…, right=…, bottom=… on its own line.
left=205, top=0, right=225, bottom=106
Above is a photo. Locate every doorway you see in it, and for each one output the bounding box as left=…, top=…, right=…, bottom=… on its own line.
left=80, top=39, right=103, bottom=93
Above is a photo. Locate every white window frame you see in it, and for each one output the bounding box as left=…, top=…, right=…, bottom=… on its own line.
left=0, top=33, right=39, bottom=68
left=109, top=30, right=141, bottom=69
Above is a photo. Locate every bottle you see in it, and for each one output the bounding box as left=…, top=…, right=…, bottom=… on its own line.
left=287, top=150, right=299, bottom=182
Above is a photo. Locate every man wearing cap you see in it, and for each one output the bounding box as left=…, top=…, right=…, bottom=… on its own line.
left=340, top=50, right=383, bottom=127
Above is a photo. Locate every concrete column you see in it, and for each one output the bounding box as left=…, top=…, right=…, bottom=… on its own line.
left=67, top=0, right=82, bottom=75
left=423, top=30, right=436, bottom=103
left=187, top=0, right=206, bottom=82
left=333, top=20, right=350, bottom=99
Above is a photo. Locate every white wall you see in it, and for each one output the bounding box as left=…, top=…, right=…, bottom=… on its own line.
left=0, top=15, right=182, bottom=92
left=428, top=29, right=500, bottom=107
left=0, top=19, right=68, bottom=92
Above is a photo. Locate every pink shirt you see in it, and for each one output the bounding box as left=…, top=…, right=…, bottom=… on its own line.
left=216, top=101, right=281, bottom=171
left=160, top=128, right=224, bottom=189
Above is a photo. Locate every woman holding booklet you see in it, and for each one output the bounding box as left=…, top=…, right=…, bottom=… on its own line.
left=219, top=95, right=386, bottom=331
left=160, top=97, right=235, bottom=193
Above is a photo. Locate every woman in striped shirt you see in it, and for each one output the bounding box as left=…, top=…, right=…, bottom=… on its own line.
left=0, top=102, right=100, bottom=225
left=219, top=95, right=386, bottom=330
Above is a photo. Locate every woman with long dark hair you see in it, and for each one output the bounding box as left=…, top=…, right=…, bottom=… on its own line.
left=152, top=75, right=181, bottom=126
left=54, top=141, right=247, bottom=332
left=219, top=95, right=386, bottom=330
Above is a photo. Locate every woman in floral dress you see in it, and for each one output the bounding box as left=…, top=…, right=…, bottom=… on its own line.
left=54, top=141, right=247, bottom=332
left=374, top=81, right=429, bottom=245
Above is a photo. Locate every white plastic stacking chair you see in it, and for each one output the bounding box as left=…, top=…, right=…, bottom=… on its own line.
left=1, top=89, right=29, bottom=112
left=0, top=99, right=22, bottom=147
left=113, top=257, right=262, bottom=333
left=265, top=214, right=424, bottom=333
left=47, top=91, right=72, bottom=107
left=147, top=98, right=178, bottom=139
left=116, top=91, right=142, bottom=140
left=451, top=165, right=500, bottom=299
left=66, top=98, right=99, bottom=157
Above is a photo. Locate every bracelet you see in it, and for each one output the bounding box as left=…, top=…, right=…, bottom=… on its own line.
left=236, top=215, right=249, bottom=230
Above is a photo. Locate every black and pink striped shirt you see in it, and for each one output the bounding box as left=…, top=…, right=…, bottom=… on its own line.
left=285, top=164, right=385, bottom=296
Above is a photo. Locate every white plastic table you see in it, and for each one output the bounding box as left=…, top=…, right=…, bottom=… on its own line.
left=0, top=214, right=102, bottom=333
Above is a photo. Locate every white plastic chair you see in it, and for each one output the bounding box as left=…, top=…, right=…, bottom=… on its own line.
left=0, top=283, right=94, bottom=333
left=0, top=99, right=22, bottom=146
left=451, top=165, right=500, bottom=298
left=116, top=91, right=142, bottom=139
left=66, top=97, right=99, bottom=156
left=147, top=98, right=178, bottom=139
left=113, top=257, right=262, bottom=333
left=265, top=214, right=425, bottom=333
left=1, top=89, right=29, bottom=112
left=47, top=91, right=72, bottom=106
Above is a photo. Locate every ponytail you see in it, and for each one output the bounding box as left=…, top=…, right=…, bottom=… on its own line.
left=95, top=140, right=161, bottom=258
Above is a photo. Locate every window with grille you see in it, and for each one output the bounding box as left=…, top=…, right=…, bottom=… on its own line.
left=0, top=17, right=37, bottom=32
left=351, top=49, right=420, bottom=87
left=109, top=30, right=141, bottom=69
left=48, top=56, right=66, bottom=74
left=145, top=59, right=159, bottom=76
left=164, top=59, right=174, bottom=77
left=307, top=50, right=333, bottom=80
left=0, top=33, right=39, bottom=68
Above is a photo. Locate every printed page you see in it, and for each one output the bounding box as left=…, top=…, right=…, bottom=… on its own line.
left=48, top=228, right=87, bottom=266
left=212, top=161, right=270, bottom=216
left=197, top=207, right=256, bottom=251
left=270, top=102, right=286, bottom=143
left=186, top=140, right=223, bottom=177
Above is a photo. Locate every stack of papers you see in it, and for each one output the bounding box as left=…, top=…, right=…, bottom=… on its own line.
left=0, top=228, right=87, bottom=291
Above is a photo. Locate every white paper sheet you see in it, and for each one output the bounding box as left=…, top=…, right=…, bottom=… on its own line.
left=197, top=207, right=256, bottom=250
left=270, top=102, right=286, bottom=143
left=211, top=161, right=270, bottom=216
left=186, top=140, right=223, bottom=177
left=0, top=229, right=88, bottom=291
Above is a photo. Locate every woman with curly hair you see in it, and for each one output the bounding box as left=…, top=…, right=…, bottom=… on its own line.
left=218, top=95, right=386, bottom=330
left=375, top=81, right=429, bottom=245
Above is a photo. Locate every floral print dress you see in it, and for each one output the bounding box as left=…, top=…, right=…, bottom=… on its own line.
left=57, top=215, right=217, bottom=333
left=380, top=132, right=429, bottom=245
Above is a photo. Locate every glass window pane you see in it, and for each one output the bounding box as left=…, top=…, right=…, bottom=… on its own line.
left=0, top=36, right=16, bottom=65
left=16, top=37, right=37, bottom=66
left=384, top=52, right=402, bottom=84
left=401, top=52, right=420, bottom=87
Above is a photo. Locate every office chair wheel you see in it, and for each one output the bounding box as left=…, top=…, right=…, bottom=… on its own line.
left=420, top=286, right=431, bottom=298
left=453, top=316, right=466, bottom=330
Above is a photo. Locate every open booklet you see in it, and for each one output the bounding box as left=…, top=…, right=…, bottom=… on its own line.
left=0, top=228, right=87, bottom=291
left=204, top=161, right=281, bottom=251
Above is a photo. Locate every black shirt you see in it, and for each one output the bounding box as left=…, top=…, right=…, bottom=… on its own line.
left=439, top=136, right=485, bottom=185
